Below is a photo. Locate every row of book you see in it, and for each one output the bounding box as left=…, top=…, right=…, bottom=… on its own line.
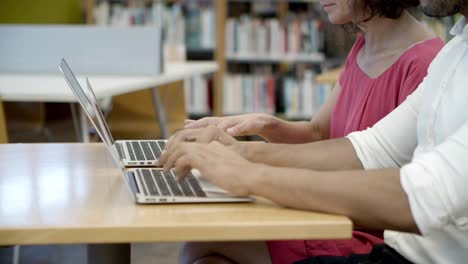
left=94, top=0, right=216, bottom=51
left=222, top=70, right=333, bottom=119
left=184, top=75, right=212, bottom=115
left=185, top=1, right=216, bottom=50
left=283, top=72, right=332, bottom=119
left=225, top=14, right=324, bottom=57
left=223, top=73, right=277, bottom=115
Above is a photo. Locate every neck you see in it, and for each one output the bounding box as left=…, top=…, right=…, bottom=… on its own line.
left=358, top=11, right=421, bottom=55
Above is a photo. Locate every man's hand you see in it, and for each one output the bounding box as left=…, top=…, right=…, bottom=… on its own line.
left=184, top=114, right=277, bottom=137
left=158, top=141, right=257, bottom=197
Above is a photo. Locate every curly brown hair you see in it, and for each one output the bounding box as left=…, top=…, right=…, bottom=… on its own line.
left=357, top=0, right=420, bottom=22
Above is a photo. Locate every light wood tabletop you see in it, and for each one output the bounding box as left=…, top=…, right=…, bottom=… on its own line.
left=0, top=143, right=352, bottom=246
left=0, top=62, right=219, bottom=140
left=0, top=62, right=218, bottom=103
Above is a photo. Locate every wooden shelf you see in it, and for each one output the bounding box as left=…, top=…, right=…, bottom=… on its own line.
left=0, top=99, right=7, bottom=143
left=226, top=53, right=325, bottom=64
left=316, top=67, right=343, bottom=85
left=187, top=48, right=215, bottom=53
left=228, top=0, right=319, bottom=3
left=214, top=0, right=227, bottom=116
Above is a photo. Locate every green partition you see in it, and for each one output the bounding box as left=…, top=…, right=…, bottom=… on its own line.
left=0, top=0, right=82, bottom=24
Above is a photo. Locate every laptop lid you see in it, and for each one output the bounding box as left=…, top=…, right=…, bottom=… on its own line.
left=59, top=59, right=120, bottom=165
left=60, top=59, right=113, bottom=143
left=84, top=77, right=116, bottom=146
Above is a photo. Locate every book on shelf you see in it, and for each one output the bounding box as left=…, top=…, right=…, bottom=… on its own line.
left=184, top=75, right=212, bottom=116
left=251, top=1, right=277, bottom=14
left=283, top=70, right=332, bottom=119
left=223, top=72, right=276, bottom=115
left=225, top=13, right=324, bottom=60
left=186, top=1, right=216, bottom=50
left=223, top=66, right=332, bottom=119
left=93, top=0, right=216, bottom=54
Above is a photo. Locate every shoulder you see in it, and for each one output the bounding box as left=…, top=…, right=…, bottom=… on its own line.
left=398, top=38, right=445, bottom=74
left=395, top=38, right=445, bottom=101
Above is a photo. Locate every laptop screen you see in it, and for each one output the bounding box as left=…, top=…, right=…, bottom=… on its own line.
left=84, top=77, right=116, bottom=146
left=59, top=58, right=115, bottom=148
left=60, top=59, right=113, bottom=141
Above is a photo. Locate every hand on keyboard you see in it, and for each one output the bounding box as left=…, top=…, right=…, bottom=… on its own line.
left=158, top=141, right=258, bottom=197
left=184, top=113, right=274, bottom=137
left=164, top=125, right=241, bottom=156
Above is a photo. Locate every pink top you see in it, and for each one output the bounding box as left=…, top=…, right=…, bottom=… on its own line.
left=267, top=36, right=444, bottom=264
left=331, top=36, right=445, bottom=138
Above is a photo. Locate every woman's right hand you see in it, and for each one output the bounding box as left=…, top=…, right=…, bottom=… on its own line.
left=184, top=113, right=278, bottom=137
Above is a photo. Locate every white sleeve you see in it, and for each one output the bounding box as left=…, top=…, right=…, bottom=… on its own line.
left=346, top=81, right=425, bottom=169
left=400, top=119, right=468, bottom=235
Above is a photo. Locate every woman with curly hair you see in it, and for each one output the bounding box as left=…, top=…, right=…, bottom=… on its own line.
left=179, top=1, right=444, bottom=263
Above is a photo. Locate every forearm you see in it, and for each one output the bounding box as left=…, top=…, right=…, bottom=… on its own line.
left=248, top=166, right=418, bottom=233
left=260, top=119, right=327, bottom=144
left=238, top=138, right=363, bottom=171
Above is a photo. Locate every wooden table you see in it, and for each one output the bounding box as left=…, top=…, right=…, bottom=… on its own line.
left=0, top=144, right=352, bottom=263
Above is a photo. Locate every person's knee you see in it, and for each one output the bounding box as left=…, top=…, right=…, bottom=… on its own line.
left=179, top=241, right=270, bottom=264
left=179, top=242, right=219, bottom=264
left=193, top=255, right=236, bottom=264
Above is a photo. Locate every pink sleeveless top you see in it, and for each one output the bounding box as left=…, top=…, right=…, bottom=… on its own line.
left=267, top=36, right=444, bottom=263
left=331, top=36, right=445, bottom=138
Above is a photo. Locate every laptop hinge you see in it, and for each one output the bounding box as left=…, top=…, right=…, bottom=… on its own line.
left=127, top=171, right=140, bottom=196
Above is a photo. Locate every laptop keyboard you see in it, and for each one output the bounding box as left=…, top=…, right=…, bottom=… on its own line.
left=115, top=142, right=125, bottom=160
left=135, top=168, right=207, bottom=197
left=123, top=141, right=166, bottom=161
left=125, top=142, right=136, bottom=161
left=141, top=141, right=155, bottom=160
left=132, top=141, right=145, bottom=160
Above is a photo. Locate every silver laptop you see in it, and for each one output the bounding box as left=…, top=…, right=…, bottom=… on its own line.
left=60, top=58, right=253, bottom=204
left=60, top=59, right=166, bottom=167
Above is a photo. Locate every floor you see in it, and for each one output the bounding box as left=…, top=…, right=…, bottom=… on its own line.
left=0, top=243, right=181, bottom=264
left=2, top=110, right=181, bottom=264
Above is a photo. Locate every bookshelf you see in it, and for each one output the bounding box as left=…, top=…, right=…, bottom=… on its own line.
left=85, top=0, right=330, bottom=120
left=218, top=0, right=328, bottom=119
left=86, top=0, right=217, bottom=117
left=83, top=1, right=459, bottom=120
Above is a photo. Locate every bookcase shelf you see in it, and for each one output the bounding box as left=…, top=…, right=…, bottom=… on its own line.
left=226, top=53, right=325, bottom=64
left=228, top=0, right=319, bottom=3
left=219, top=0, right=329, bottom=118
left=187, top=48, right=215, bottom=53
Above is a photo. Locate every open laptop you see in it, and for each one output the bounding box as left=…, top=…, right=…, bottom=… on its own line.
left=60, top=59, right=166, bottom=167
left=60, top=58, right=253, bottom=204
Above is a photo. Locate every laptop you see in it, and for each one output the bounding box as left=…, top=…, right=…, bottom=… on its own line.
left=60, top=59, right=166, bottom=167
left=60, top=58, right=254, bottom=204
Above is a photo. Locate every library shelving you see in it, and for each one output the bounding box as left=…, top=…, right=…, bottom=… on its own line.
left=87, top=0, right=216, bottom=117
left=84, top=1, right=458, bottom=121
left=85, top=0, right=332, bottom=120
left=220, top=0, right=329, bottom=120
